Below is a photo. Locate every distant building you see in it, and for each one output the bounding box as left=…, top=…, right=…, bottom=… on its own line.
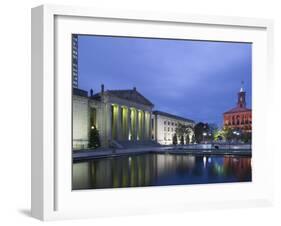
left=223, top=83, right=252, bottom=133
left=152, top=111, right=195, bottom=145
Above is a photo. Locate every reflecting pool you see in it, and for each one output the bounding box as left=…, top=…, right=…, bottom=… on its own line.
left=72, top=153, right=251, bottom=190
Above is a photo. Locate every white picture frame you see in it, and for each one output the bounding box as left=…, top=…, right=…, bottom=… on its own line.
left=31, top=4, right=274, bottom=221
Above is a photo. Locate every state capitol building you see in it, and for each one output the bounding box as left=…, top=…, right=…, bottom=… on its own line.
left=223, top=83, right=252, bottom=133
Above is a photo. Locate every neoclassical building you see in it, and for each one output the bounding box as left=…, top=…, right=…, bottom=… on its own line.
left=73, top=85, right=154, bottom=149
left=152, top=111, right=195, bottom=145
left=223, top=83, right=252, bottom=133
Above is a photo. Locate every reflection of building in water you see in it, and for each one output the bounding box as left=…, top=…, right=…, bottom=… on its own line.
left=72, top=154, right=252, bottom=189
left=223, top=82, right=252, bottom=133
left=73, top=154, right=197, bottom=189
left=88, top=155, right=158, bottom=188
left=72, top=161, right=91, bottom=189
left=223, top=156, right=252, bottom=180
left=152, top=111, right=195, bottom=145
left=73, top=85, right=195, bottom=149
left=156, top=154, right=195, bottom=177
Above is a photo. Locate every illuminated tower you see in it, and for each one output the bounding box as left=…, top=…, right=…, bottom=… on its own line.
left=72, top=34, right=78, bottom=88
left=237, top=81, right=246, bottom=108
left=223, top=81, right=252, bottom=133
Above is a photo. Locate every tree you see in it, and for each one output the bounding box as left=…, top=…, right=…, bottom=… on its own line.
left=213, top=129, right=224, bottom=141
left=172, top=133, right=178, bottom=145
left=88, top=125, right=101, bottom=149
left=175, top=123, right=194, bottom=145
left=194, top=122, right=209, bottom=143
left=213, top=127, right=240, bottom=143
left=241, top=132, right=252, bottom=143
left=185, top=127, right=193, bottom=143
left=175, top=123, right=186, bottom=138
left=180, top=135, right=184, bottom=145
left=185, top=134, right=190, bottom=144
left=191, top=135, right=196, bottom=144
left=222, top=126, right=234, bottom=142
left=209, top=123, right=219, bottom=132
left=208, top=123, right=218, bottom=141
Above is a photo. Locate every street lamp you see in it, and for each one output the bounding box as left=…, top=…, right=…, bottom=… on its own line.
left=232, top=130, right=240, bottom=143
left=203, top=132, right=207, bottom=143
left=236, top=131, right=240, bottom=143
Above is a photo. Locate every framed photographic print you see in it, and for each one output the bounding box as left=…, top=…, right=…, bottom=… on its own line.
left=31, top=4, right=274, bottom=220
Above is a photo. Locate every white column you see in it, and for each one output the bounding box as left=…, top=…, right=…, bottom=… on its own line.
left=117, top=105, right=122, bottom=140
left=155, top=114, right=158, bottom=142
left=106, top=104, right=112, bottom=146
left=127, top=108, right=131, bottom=140
left=142, top=111, right=146, bottom=140
left=141, top=110, right=144, bottom=140
left=135, top=109, right=139, bottom=141
left=148, top=111, right=152, bottom=140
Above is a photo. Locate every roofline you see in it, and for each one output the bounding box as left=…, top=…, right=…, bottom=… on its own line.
left=223, top=108, right=252, bottom=114
left=104, top=89, right=154, bottom=107
left=73, top=87, right=88, bottom=97
left=153, top=110, right=194, bottom=123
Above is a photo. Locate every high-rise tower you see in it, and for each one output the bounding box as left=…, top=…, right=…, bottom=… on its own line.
left=72, top=34, right=78, bottom=88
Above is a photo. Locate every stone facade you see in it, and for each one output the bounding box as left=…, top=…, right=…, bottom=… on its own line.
left=73, top=86, right=154, bottom=150
left=73, top=94, right=89, bottom=149
left=152, top=111, right=195, bottom=145
left=73, top=85, right=196, bottom=149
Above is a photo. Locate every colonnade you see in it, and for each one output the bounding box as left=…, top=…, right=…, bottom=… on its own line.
left=107, top=104, right=152, bottom=142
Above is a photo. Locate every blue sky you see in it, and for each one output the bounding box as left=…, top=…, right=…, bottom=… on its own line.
left=77, top=35, right=252, bottom=127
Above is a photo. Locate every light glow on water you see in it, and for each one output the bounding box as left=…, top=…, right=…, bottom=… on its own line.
left=203, top=156, right=207, bottom=168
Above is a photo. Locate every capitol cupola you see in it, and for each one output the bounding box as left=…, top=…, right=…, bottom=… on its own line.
left=237, top=81, right=246, bottom=108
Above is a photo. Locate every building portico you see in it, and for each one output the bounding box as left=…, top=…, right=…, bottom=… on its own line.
left=73, top=85, right=154, bottom=149
left=107, top=104, right=152, bottom=143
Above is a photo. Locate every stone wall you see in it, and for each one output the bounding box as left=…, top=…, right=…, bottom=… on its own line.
left=73, top=95, right=89, bottom=150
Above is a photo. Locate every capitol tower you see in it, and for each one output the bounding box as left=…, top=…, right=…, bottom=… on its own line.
left=223, top=82, right=252, bottom=133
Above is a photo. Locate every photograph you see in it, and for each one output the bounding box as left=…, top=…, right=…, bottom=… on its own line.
left=71, top=34, right=252, bottom=190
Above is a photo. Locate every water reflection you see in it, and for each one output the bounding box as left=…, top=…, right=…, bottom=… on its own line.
left=72, top=154, right=252, bottom=190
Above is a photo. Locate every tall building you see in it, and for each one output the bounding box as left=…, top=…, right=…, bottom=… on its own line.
left=223, top=82, right=252, bottom=133
left=72, top=34, right=78, bottom=88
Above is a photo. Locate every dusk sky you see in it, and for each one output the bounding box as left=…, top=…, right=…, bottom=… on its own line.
left=77, top=35, right=252, bottom=127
